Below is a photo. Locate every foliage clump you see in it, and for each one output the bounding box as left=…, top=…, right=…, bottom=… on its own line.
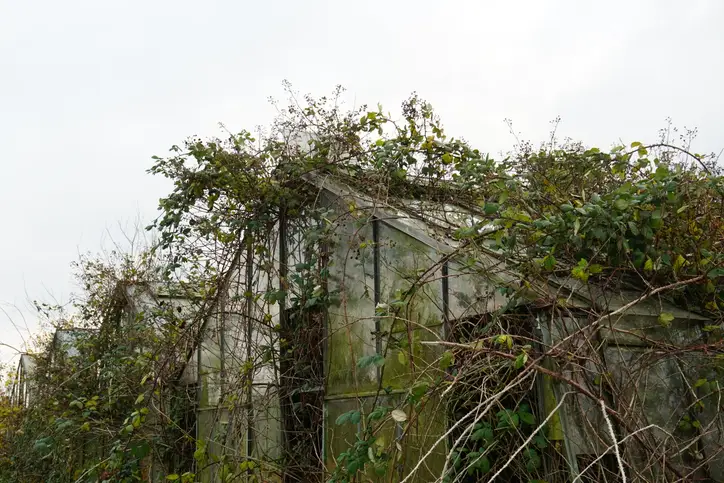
left=1, top=84, right=722, bottom=482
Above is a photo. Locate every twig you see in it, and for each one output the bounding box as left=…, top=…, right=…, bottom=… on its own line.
left=600, top=398, right=627, bottom=483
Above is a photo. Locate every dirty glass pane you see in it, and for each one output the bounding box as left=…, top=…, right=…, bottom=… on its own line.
left=326, top=212, right=376, bottom=395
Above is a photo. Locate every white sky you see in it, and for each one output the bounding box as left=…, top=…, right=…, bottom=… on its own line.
left=1, top=0, right=722, bottom=365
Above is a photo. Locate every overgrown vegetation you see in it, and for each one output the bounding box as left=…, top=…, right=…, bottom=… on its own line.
left=1, top=84, right=722, bottom=482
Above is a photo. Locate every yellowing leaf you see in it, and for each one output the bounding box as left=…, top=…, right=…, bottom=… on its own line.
left=496, top=334, right=513, bottom=349
left=368, top=447, right=376, bottom=462
left=673, top=254, right=686, bottom=272
left=658, top=312, right=675, bottom=327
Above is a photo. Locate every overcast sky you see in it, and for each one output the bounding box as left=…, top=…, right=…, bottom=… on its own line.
left=1, top=0, right=722, bottom=365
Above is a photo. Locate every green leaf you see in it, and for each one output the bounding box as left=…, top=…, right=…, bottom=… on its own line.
left=533, top=433, right=548, bottom=449
left=542, top=255, right=556, bottom=271
left=707, top=268, right=724, bottom=279
left=571, top=265, right=589, bottom=282
left=519, top=411, right=536, bottom=425
left=628, top=221, right=639, bottom=235
left=135, top=393, right=145, bottom=405
left=368, top=406, right=388, bottom=421
left=483, top=202, right=499, bottom=215
left=439, top=350, right=454, bottom=370
left=347, top=460, right=360, bottom=475
left=167, top=475, right=180, bottom=481
left=658, top=312, right=675, bottom=328
left=694, top=378, right=708, bottom=388
left=411, top=382, right=429, bottom=399
left=476, top=455, right=491, bottom=474
left=350, top=411, right=361, bottom=425
left=471, top=426, right=492, bottom=442
left=514, top=352, right=528, bottom=369
left=644, top=258, right=653, bottom=272
left=357, top=354, right=385, bottom=369
left=525, top=448, right=542, bottom=471
left=497, top=409, right=519, bottom=429
left=193, top=441, right=206, bottom=462
left=336, top=410, right=361, bottom=426
left=614, top=198, right=629, bottom=210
